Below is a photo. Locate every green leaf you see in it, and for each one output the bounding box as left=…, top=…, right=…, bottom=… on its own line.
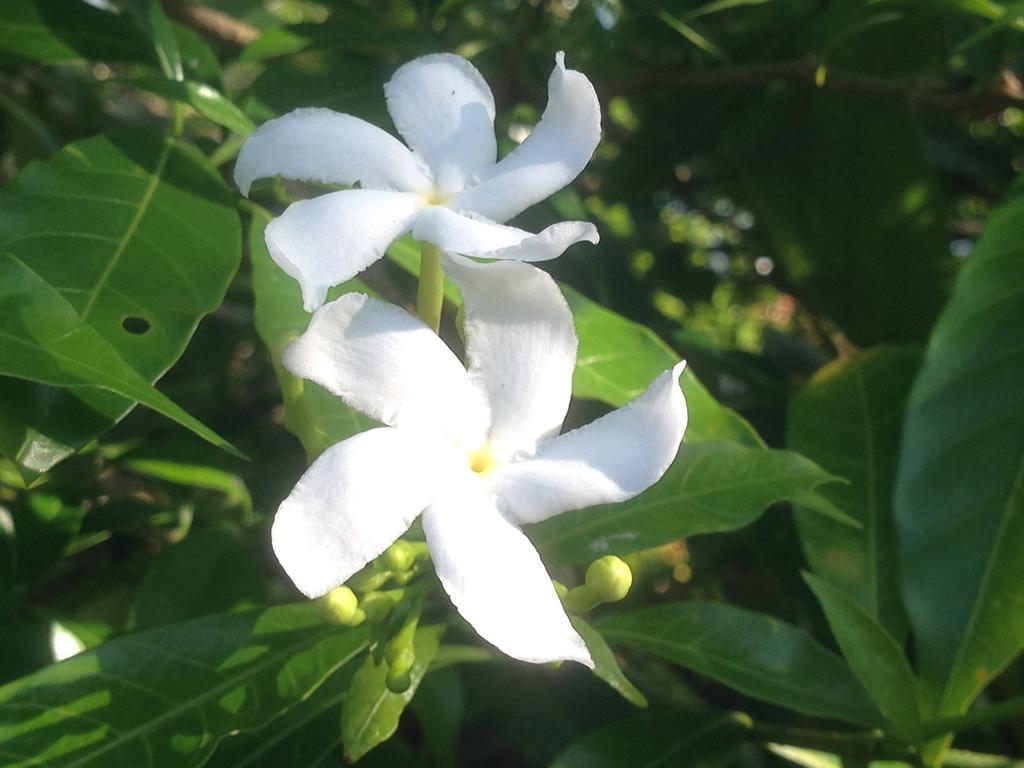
left=126, top=78, right=255, bottom=136
left=894, top=179, right=1024, bottom=719
left=531, top=441, right=839, bottom=564
left=550, top=711, right=746, bottom=768
left=341, top=625, right=444, bottom=762
left=248, top=205, right=376, bottom=459
left=0, top=254, right=239, bottom=458
left=597, top=602, right=881, bottom=726
left=571, top=616, right=647, bottom=708
left=0, top=604, right=368, bottom=767
left=804, top=572, right=921, bottom=743
left=788, top=347, right=920, bottom=639
left=0, top=0, right=153, bottom=64
left=723, top=92, right=951, bottom=346
left=0, top=132, right=242, bottom=473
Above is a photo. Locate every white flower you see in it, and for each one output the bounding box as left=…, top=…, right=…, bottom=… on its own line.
left=272, top=257, right=687, bottom=666
left=235, top=52, right=602, bottom=311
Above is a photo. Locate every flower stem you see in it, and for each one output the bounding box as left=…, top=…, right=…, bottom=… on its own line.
left=416, top=242, right=444, bottom=333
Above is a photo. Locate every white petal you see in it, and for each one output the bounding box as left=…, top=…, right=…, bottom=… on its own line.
left=272, top=427, right=454, bottom=598
left=443, top=253, right=577, bottom=458
left=423, top=487, right=593, bottom=666
left=234, top=107, right=432, bottom=197
left=283, top=292, right=490, bottom=449
left=412, top=206, right=599, bottom=262
left=266, top=189, right=424, bottom=311
left=384, top=54, right=496, bottom=193
left=495, top=362, right=688, bottom=525
left=449, top=52, right=601, bottom=222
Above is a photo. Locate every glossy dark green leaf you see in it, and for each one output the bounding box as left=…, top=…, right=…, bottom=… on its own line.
left=550, top=711, right=746, bottom=768
left=572, top=616, right=647, bottom=707
left=597, top=602, right=881, bottom=725
left=0, top=132, right=242, bottom=473
left=248, top=205, right=376, bottom=459
left=788, top=347, right=920, bottom=639
left=531, top=441, right=839, bottom=564
left=126, top=78, right=255, bottom=136
left=895, top=179, right=1024, bottom=718
left=0, top=0, right=153, bottom=64
left=804, top=573, right=921, bottom=743
left=0, top=604, right=368, bottom=767
left=341, top=625, right=444, bottom=762
left=0, top=254, right=238, bottom=458
left=724, top=92, right=951, bottom=346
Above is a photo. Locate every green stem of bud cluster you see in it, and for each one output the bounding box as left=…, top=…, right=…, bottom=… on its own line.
left=346, top=540, right=430, bottom=593
left=416, top=242, right=445, bottom=334
left=562, top=556, right=633, bottom=614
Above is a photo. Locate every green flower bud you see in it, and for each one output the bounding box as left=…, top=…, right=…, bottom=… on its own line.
left=384, top=645, right=416, bottom=694
left=382, top=541, right=416, bottom=572
left=585, top=556, right=632, bottom=603
left=317, top=586, right=365, bottom=626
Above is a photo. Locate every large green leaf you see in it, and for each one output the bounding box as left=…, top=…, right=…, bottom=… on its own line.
left=788, top=347, right=920, bottom=639
left=340, top=625, right=444, bottom=762
left=531, top=441, right=839, bottom=564
left=550, top=711, right=746, bottom=768
left=597, top=602, right=881, bottom=726
left=724, top=92, right=951, bottom=346
left=0, top=254, right=238, bottom=457
left=0, top=132, right=242, bottom=473
left=0, top=604, right=368, bottom=768
left=0, top=0, right=153, bottom=64
left=248, top=205, right=375, bottom=459
left=804, top=573, right=921, bottom=743
left=894, top=179, right=1024, bottom=719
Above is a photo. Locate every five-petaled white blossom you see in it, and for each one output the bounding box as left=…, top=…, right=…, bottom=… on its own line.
left=235, top=52, right=602, bottom=311
left=272, top=256, right=687, bottom=666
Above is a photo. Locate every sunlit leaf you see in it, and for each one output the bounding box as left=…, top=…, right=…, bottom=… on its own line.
left=0, top=604, right=368, bottom=767
left=0, top=254, right=238, bottom=459
left=0, top=132, right=242, bottom=474
left=340, top=625, right=444, bottom=762
left=531, top=441, right=839, bottom=564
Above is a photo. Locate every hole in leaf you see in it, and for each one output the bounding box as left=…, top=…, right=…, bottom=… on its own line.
left=122, top=316, right=150, bottom=335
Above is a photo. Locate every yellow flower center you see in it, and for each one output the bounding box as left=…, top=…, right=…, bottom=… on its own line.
left=467, top=444, right=499, bottom=475
left=421, top=187, right=450, bottom=206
